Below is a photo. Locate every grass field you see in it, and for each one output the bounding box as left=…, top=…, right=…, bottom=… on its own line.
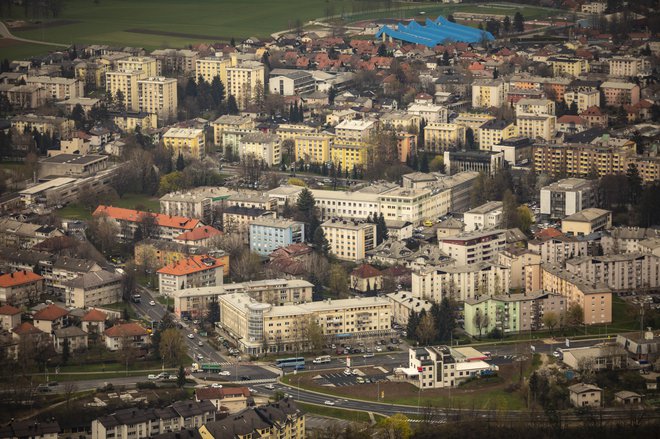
left=2, top=1, right=565, bottom=59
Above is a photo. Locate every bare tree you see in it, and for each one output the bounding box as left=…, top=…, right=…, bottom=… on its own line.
left=416, top=312, right=436, bottom=346
left=473, top=308, right=490, bottom=340
left=542, top=311, right=559, bottom=334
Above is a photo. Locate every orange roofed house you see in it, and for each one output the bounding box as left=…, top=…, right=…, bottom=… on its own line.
left=174, top=225, right=223, bottom=248
left=0, top=270, right=44, bottom=307
left=103, top=322, right=149, bottom=351
left=93, top=205, right=204, bottom=242
left=0, top=304, right=21, bottom=331
left=157, top=254, right=225, bottom=295
left=33, top=303, right=69, bottom=333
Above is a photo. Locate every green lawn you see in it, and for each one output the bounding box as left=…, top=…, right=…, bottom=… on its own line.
left=2, top=1, right=565, bottom=60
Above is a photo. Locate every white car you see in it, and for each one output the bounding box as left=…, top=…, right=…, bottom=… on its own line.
left=324, top=400, right=335, bottom=406
left=149, top=300, right=156, bottom=306
left=211, top=383, right=223, bottom=388
left=248, top=388, right=256, bottom=394
left=375, top=347, right=383, bottom=352
left=198, top=341, right=203, bottom=346
left=218, top=371, right=231, bottom=376
left=343, top=368, right=352, bottom=376
left=147, top=374, right=158, bottom=380
left=187, top=334, right=194, bottom=339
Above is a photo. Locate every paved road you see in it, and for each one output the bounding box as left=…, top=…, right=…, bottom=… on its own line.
left=0, top=21, right=69, bottom=47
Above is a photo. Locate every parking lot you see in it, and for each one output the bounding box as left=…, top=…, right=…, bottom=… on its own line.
left=314, top=368, right=389, bottom=387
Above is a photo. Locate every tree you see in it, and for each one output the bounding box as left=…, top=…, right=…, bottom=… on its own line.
left=175, top=153, right=185, bottom=172
left=226, top=94, right=239, bottom=114
left=328, top=86, right=336, bottom=105
left=207, top=300, right=220, bottom=324
left=377, top=43, right=387, bottom=57
left=447, top=14, right=455, bottom=22
left=295, top=188, right=317, bottom=240
left=303, top=316, right=324, bottom=352
left=138, top=212, right=159, bottom=239
left=513, top=12, right=525, bottom=32
left=542, top=311, right=559, bottom=334
left=416, top=311, right=436, bottom=346
left=328, top=264, right=349, bottom=297
left=473, top=308, right=489, bottom=340
left=503, top=15, right=511, bottom=33
left=378, top=413, right=411, bottom=439
left=407, top=311, right=420, bottom=342
left=159, top=328, right=187, bottom=366
left=626, top=163, right=642, bottom=204
left=434, top=297, right=455, bottom=342
left=71, top=104, right=85, bottom=129
left=376, top=213, right=389, bottom=244
left=86, top=212, right=119, bottom=255
left=312, top=226, right=329, bottom=255
left=61, top=337, right=70, bottom=364
left=176, top=365, right=186, bottom=388
left=419, top=153, right=429, bottom=173
left=210, top=76, right=225, bottom=108
left=465, top=127, right=475, bottom=149
left=566, top=303, right=584, bottom=329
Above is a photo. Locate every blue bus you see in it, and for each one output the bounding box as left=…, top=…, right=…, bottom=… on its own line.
left=276, top=357, right=305, bottom=369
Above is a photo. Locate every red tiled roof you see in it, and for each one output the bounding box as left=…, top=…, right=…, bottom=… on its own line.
left=0, top=270, right=43, bottom=288
left=581, top=106, right=603, bottom=116
left=535, top=227, right=563, bottom=240
left=82, top=309, right=107, bottom=322
left=351, top=264, right=381, bottom=279
left=175, top=226, right=223, bottom=242
left=12, top=322, right=43, bottom=336
left=157, top=255, right=224, bottom=276
left=33, top=304, right=68, bottom=321
left=0, top=304, right=21, bottom=315
left=93, top=205, right=202, bottom=231
left=104, top=322, right=148, bottom=338
left=557, top=115, right=586, bottom=124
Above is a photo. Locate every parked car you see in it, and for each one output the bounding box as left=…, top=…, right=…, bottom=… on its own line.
left=219, top=370, right=231, bottom=376
left=147, top=374, right=158, bottom=380
left=211, top=383, right=223, bottom=388
left=149, top=300, right=156, bottom=306
left=264, top=384, right=275, bottom=390
left=363, top=353, right=374, bottom=358
left=240, top=375, right=251, bottom=381
left=188, top=334, right=195, bottom=339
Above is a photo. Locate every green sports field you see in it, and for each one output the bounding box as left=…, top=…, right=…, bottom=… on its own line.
left=2, top=1, right=563, bottom=59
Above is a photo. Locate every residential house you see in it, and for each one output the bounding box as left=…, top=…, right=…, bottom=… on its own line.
left=53, top=326, right=88, bottom=354
left=350, top=264, right=382, bottom=293
left=0, top=270, right=44, bottom=306
left=103, top=322, right=149, bottom=351
left=32, top=304, right=69, bottom=334
left=568, top=383, right=603, bottom=408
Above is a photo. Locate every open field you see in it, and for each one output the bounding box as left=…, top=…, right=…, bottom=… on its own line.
left=2, top=1, right=566, bottom=59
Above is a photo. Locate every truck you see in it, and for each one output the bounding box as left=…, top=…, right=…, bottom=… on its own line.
left=313, top=355, right=331, bottom=364
left=131, top=294, right=141, bottom=303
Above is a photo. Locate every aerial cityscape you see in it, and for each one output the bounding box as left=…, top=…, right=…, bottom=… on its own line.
left=0, top=0, right=659, bottom=438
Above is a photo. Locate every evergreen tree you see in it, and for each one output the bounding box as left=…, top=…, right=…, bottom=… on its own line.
left=503, top=15, right=511, bottom=33
left=626, top=163, right=642, bottom=203
left=420, top=153, right=429, bottom=173
left=207, top=300, right=220, bottom=324
left=442, top=50, right=450, bottom=66
left=447, top=14, right=455, bottom=22
left=230, top=37, right=236, bottom=47
left=466, top=128, right=475, bottom=149
left=417, top=119, right=426, bottom=150
left=210, top=76, right=225, bottom=107
left=176, top=153, right=185, bottom=171
left=513, top=12, right=525, bottom=32
left=407, top=311, right=420, bottom=341
left=185, top=78, right=198, bottom=97
left=568, top=101, right=578, bottom=115
left=492, top=67, right=499, bottom=79
left=377, top=43, right=387, bottom=57
left=177, top=365, right=186, bottom=388
left=312, top=226, right=329, bottom=255
left=62, top=337, right=70, bottom=364
left=328, top=86, right=336, bottom=105
left=376, top=212, right=389, bottom=244
left=71, top=103, right=86, bottom=129
left=226, top=95, right=239, bottom=115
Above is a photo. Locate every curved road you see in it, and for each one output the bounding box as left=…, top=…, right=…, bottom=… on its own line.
left=0, top=21, right=69, bottom=47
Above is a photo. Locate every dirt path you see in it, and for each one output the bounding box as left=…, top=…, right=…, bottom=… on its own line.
left=0, top=21, right=69, bottom=47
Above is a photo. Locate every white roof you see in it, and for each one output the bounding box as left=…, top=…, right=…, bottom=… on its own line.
left=455, top=360, right=491, bottom=371
left=19, top=177, right=77, bottom=195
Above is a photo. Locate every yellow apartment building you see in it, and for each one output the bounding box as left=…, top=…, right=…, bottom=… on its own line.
left=478, top=119, right=517, bottom=151
left=561, top=208, right=612, bottom=236
left=116, top=56, right=158, bottom=77
left=226, top=60, right=265, bottom=109
left=106, top=70, right=142, bottom=111
left=471, top=79, right=505, bottom=108
left=195, top=56, right=232, bottom=86
left=330, top=142, right=368, bottom=170
left=516, top=114, right=556, bottom=141
left=548, top=57, right=590, bottom=77
left=211, top=114, right=255, bottom=147
left=137, top=77, right=177, bottom=121
left=295, top=133, right=332, bottom=164
left=111, top=111, right=158, bottom=132
left=540, top=264, right=612, bottom=325
left=276, top=124, right=318, bottom=142
left=454, top=113, right=496, bottom=145
left=424, top=123, right=466, bottom=152
left=163, top=127, right=206, bottom=160
left=321, top=218, right=376, bottom=262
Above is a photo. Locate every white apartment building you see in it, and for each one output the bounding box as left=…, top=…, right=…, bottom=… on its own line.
left=160, top=187, right=233, bottom=224
left=463, top=201, right=503, bottom=232
left=322, top=218, right=376, bottom=262
left=540, top=178, right=596, bottom=219
left=157, top=255, right=225, bottom=296
left=608, top=56, right=651, bottom=77
left=528, top=235, right=589, bottom=264
left=437, top=229, right=507, bottom=265
left=172, top=279, right=314, bottom=319
left=516, top=114, right=556, bottom=141
left=565, top=253, right=660, bottom=292
left=564, top=90, right=600, bottom=113
left=25, top=76, right=84, bottom=100
left=407, top=103, right=448, bottom=123
left=387, top=291, right=433, bottom=326
left=497, top=248, right=542, bottom=289
left=218, top=293, right=392, bottom=355
left=472, top=79, right=505, bottom=108
left=412, top=262, right=511, bottom=302
left=334, top=119, right=377, bottom=142
left=514, top=98, right=555, bottom=117
left=405, top=346, right=495, bottom=389
left=239, top=132, right=281, bottom=166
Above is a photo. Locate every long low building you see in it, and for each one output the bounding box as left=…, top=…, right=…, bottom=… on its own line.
left=376, top=16, right=494, bottom=47
left=172, top=279, right=314, bottom=319
left=218, top=294, right=392, bottom=355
